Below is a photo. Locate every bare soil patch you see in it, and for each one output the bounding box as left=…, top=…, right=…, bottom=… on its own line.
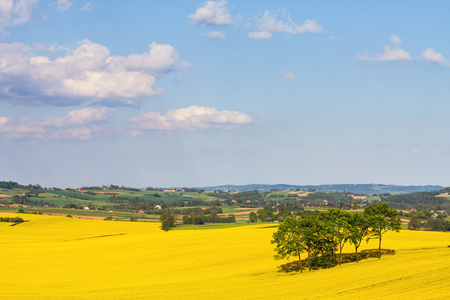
left=0, top=194, right=12, bottom=198
left=436, top=193, right=450, bottom=198
left=297, top=192, right=311, bottom=197
left=352, top=196, right=367, bottom=200
left=182, top=195, right=199, bottom=198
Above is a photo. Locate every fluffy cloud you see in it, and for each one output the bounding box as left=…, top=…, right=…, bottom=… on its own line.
left=189, top=0, right=233, bottom=25
left=422, top=48, right=450, bottom=67
left=252, top=9, right=322, bottom=36
left=127, top=106, right=253, bottom=133
left=0, top=0, right=38, bottom=32
left=282, top=71, right=297, bottom=80
left=0, top=39, right=180, bottom=106
left=203, top=31, right=226, bottom=39
left=56, top=0, right=72, bottom=12
left=357, top=35, right=412, bottom=62
left=248, top=31, right=272, bottom=40
left=0, top=107, right=114, bottom=140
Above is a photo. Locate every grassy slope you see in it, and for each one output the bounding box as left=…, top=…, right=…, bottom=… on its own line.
left=0, top=213, right=449, bottom=299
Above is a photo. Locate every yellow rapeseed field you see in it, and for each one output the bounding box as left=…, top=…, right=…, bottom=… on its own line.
left=1, top=213, right=449, bottom=299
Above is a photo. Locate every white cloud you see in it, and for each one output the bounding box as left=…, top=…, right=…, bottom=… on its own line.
left=0, top=39, right=180, bottom=106
left=203, top=31, right=226, bottom=39
left=56, top=0, right=72, bottom=12
left=357, top=35, right=412, bottom=62
left=390, top=34, right=401, bottom=46
left=0, top=107, right=114, bottom=140
left=252, top=9, right=322, bottom=35
left=422, top=48, right=450, bottom=67
left=0, top=0, right=38, bottom=32
left=127, top=106, right=253, bottom=133
left=43, top=107, right=114, bottom=127
left=248, top=31, right=272, bottom=39
left=81, top=3, right=93, bottom=11
left=282, top=71, right=296, bottom=80
left=189, top=0, right=233, bottom=25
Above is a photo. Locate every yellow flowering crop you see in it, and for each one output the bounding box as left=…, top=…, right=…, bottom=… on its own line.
left=0, top=214, right=449, bottom=299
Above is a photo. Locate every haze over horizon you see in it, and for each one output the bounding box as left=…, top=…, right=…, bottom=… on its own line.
left=1, top=1, right=449, bottom=188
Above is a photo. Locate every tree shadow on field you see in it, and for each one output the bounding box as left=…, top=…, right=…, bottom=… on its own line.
left=277, top=249, right=396, bottom=273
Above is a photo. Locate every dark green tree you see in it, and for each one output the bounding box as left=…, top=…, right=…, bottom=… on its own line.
left=160, top=213, right=174, bottom=231
left=249, top=211, right=257, bottom=223
left=271, top=216, right=305, bottom=272
left=408, top=213, right=421, bottom=230
left=426, top=218, right=443, bottom=231
left=298, top=214, right=324, bottom=271
left=364, top=203, right=401, bottom=258
left=347, top=212, right=371, bottom=262
left=323, top=208, right=352, bottom=265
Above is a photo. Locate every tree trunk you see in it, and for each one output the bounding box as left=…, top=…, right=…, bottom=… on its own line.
left=339, top=245, right=343, bottom=266
left=378, top=235, right=382, bottom=258
left=307, top=250, right=311, bottom=272
left=355, top=245, right=359, bottom=263
left=298, top=251, right=303, bottom=273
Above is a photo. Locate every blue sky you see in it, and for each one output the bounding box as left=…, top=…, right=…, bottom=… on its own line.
left=1, top=0, right=449, bottom=188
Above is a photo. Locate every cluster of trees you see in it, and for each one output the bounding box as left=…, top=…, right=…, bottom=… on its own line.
left=108, top=185, right=141, bottom=191
left=181, top=188, right=205, bottom=193
left=382, top=187, right=450, bottom=210
left=0, top=181, right=21, bottom=189
left=0, top=181, right=43, bottom=190
left=160, top=213, right=175, bottom=231
left=408, top=210, right=450, bottom=231
left=271, top=204, right=401, bottom=273
left=182, top=214, right=235, bottom=225
left=7, top=194, right=52, bottom=207
left=249, top=209, right=302, bottom=223
left=0, top=216, right=25, bottom=223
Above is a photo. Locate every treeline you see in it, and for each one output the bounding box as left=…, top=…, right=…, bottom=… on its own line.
left=408, top=209, right=450, bottom=231
left=304, top=192, right=355, bottom=205
left=0, top=181, right=42, bottom=190
left=7, top=194, right=52, bottom=207
left=109, top=185, right=141, bottom=192
left=0, top=216, right=25, bottom=223
left=272, top=204, right=401, bottom=273
left=182, top=214, right=235, bottom=225
left=382, top=187, right=450, bottom=210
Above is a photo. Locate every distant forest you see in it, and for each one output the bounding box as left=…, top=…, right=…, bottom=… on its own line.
left=200, top=184, right=444, bottom=195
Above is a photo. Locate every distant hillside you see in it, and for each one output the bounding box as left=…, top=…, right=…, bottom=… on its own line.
left=201, top=184, right=445, bottom=195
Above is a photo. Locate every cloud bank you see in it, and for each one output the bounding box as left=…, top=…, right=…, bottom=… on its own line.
left=0, top=107, right=114, bottom=140
left=127, top=106, right=253, bottom=134
left=0, top=0, right=38, bottom=32
left=0, top=40, right=180, bottom=106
